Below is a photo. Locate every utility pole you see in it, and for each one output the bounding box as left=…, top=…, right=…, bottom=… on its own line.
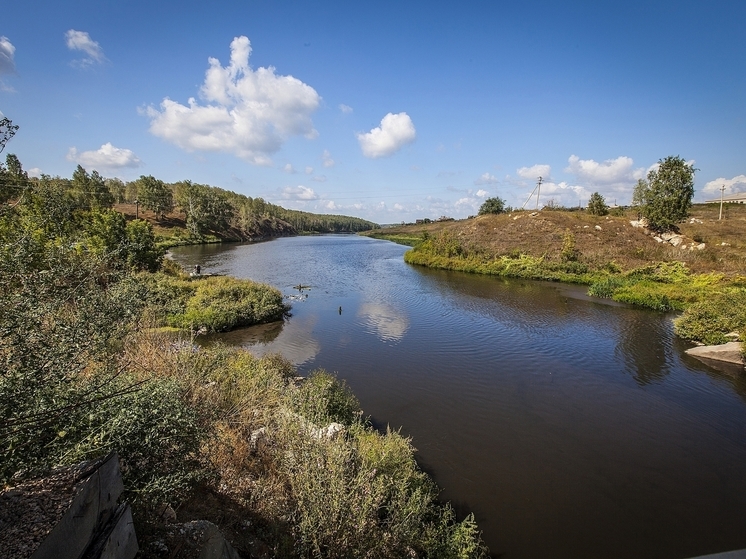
left=719, top=184, right=725, bottom=220
left=135, top=199, right=139, bottom=219
left=521, top=176, right=544, bottom=211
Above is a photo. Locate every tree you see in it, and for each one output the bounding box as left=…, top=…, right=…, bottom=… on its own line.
left=587, top=192, right=609, bottom=216
left=136, top=175, right=173, bottom=219
left=635, top=156, right=695, bottom=231
left=1, top=153, right=30, bottom=204
left=106, top=177, right=127, bottom=203
left=71, top=165, right=114, bottom=210
left=478, top=197, right=506, bottom=215
left=0, top=117, right=19, bottom=156
left=174, top=181, right=234, bottom=237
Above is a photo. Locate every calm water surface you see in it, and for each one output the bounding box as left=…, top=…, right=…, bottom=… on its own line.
left=171, top=235, right=746, bottom=559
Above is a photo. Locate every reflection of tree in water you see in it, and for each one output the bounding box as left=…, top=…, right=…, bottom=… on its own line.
left=615, top=313, right=672, bottom=385
left=201, top=319, right=285, bottom=346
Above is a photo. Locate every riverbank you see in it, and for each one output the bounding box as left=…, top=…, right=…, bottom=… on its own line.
left=362, top=204, right=746, bottom=354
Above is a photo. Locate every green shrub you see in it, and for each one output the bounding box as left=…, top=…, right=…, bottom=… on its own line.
left=561, top=231, right=580, bottom=262
left=290, top=370, right=361, bottom=426
left=59, top=377, right=207, bottom=507
left=588, top=276, right=627, bottom=299
left=674, top=290, right=746, bottom=345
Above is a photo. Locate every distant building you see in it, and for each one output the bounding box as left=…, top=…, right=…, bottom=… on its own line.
left=704, top=192, right=746, bottom=204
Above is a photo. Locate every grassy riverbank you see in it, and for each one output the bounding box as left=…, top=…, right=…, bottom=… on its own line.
left=1, top=185, right=489, bottom=557
left=363, top=204, right=746, bottom=349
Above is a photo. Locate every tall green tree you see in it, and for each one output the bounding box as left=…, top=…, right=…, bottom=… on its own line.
left=136, top=175, right=173, bottom=219
left=478, top=196, right=506, bottom=215
left=587, top=192, right=609, bottom=216
left=0, top=153, right=30, bottom=204
left=635, top=156, right=696, bottom=231
left=71, top=165, right=114, bottom=210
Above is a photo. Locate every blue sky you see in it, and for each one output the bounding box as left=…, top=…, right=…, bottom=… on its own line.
left=2, top=0, right=745, bottom=223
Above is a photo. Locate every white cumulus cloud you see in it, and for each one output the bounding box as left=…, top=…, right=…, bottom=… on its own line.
left=339, top=104, right=353, bottom=114
left=565, top=154, right=644, bottom=184
left=282, top=185, right=318, bottom=200
left=283, top=163, right=297, bottom=174
left=146, top=36, right=321, bottom=166
left=65, top=30, right=106, bottom=67
left=67, top=143, right=142, bottom=169
left=474, top=172, right=498, bottom=186
left=476, top=189, right=489, bottom=198
left=305, top=166, right=314, bottom=175
left=702, top=174, right=746, bottom=195
left=0, top=36, right=16, bottom=74
left=357, top=112, right=416, bottom=158
left=517, top=164, right=551, bottom=180
left=322, top=149, right=334, bottom=168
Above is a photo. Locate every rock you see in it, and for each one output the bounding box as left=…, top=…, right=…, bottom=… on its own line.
left=530, top=212, right=539, bottom=217
left=629, top=218, right=649, bottom=228
left=725, top=332, right=741, bottom=340
left=595, top=225, right=602, bottom=231
left=721, top=242, right=730, bottom=246
left=249, top=427, right=267, bottom=451
left=695, top=243, right=706, bottom=250
left=653, top=236, right=664, bottom=243
left=685, top=342, right=744, bottom=365
left=669, top=235, right=684, bottom=247
left=313, top=422, right=345, bottom=440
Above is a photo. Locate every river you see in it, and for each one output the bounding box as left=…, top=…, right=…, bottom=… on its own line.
left=170, top=234, right=746, bottom=559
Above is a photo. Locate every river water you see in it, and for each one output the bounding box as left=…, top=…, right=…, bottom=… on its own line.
left=171, top=235, right=746, bottom=559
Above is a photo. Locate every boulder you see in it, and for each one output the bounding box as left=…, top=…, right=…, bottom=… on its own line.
left=686, top=342, right=744, bottom=366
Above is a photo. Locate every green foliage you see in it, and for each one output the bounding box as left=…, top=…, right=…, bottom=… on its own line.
left=561, top=230, right=580, bottom=261
left=59, top=377, right=207, bottom=506
left=587, top=192, right=609, bottom=216
left=125, top=219, right=163, bottom=271
left=478, top=196, right=506, bottom=215
left=280, top=419, right=488, bottom=559
left=72, top=165, right=114, bottom=210
left=0, top=153, right=30, bottom=204
left=674, top=289, right=746, bottom=345
left=0, top=117, right=19, bottom=155
left=142, top=274, right=289, bottom=332
left=636, top=156, right=696, bottom=231
left=291, top=370, right=361, bottom=426
left=82, top=211, right=163, bottom=271
left=137, top=174, right=173, bottom=219
left=0, top=244, right=144, bottom=482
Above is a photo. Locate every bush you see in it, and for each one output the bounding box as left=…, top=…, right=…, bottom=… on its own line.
left=290, top=370, right=361, bottom=426
left=674, top=290, right=746, bottom=345
left=59, top=377, right=207, bottom=508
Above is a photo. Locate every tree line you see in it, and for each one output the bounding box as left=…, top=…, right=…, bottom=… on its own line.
left=1, top=157, right=378, bottom=242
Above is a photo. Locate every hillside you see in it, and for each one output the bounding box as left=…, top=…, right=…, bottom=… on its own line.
left=365, top=203, right=746, bottom=276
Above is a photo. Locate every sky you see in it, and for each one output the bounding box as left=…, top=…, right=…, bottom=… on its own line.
left=1, top=0, right=745, bottom=224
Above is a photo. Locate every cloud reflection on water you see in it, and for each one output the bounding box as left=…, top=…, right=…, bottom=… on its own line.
left=357, top=302, right=409, bottom=343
